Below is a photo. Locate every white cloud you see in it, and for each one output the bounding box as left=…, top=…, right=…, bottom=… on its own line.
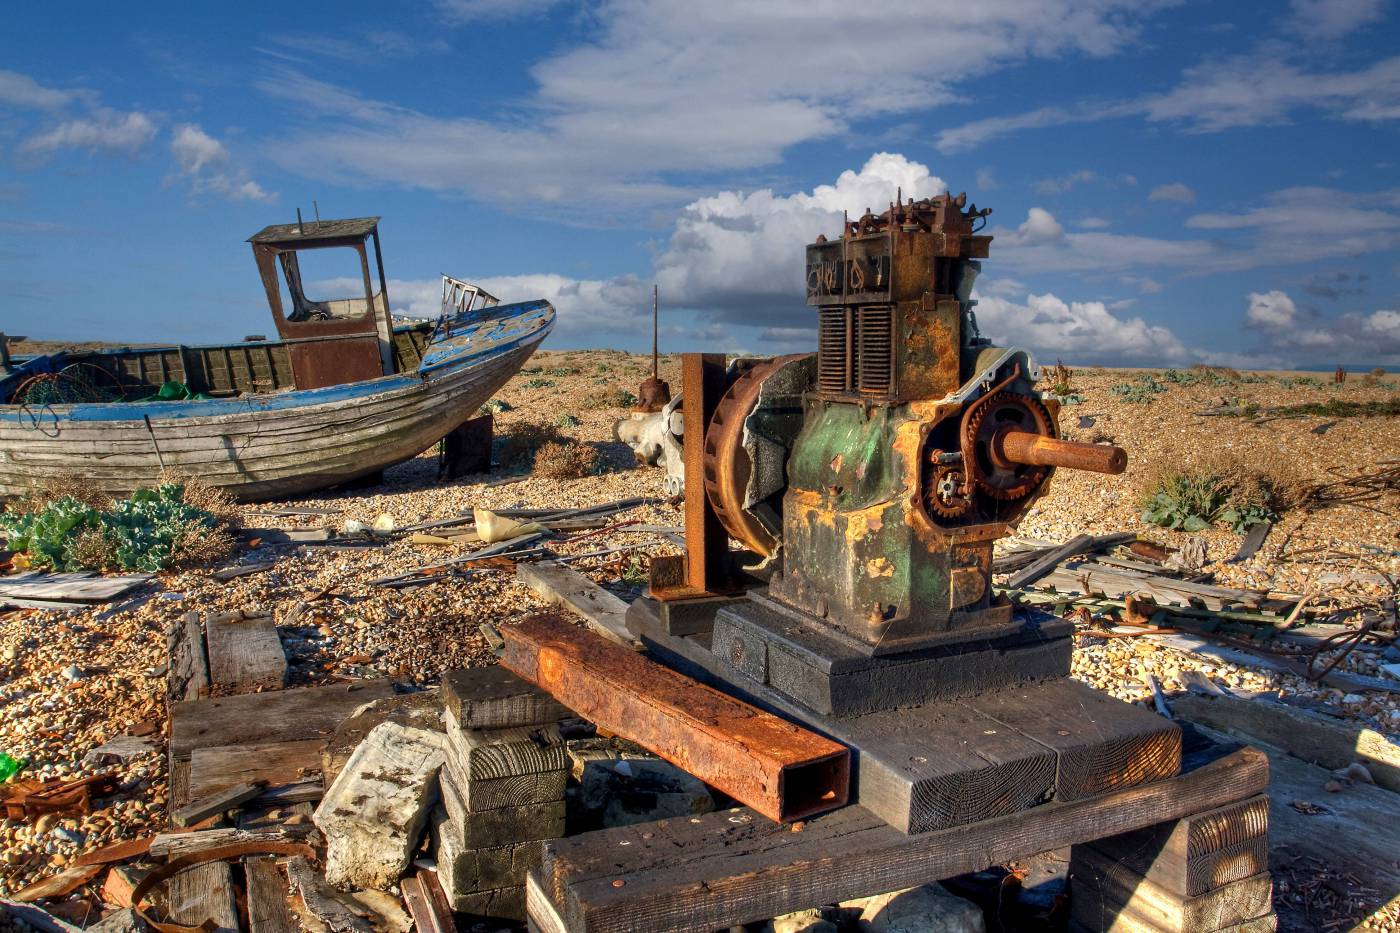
left=0, top=69, right=92, bottom=110
left=431, top=0, right=561, bottom=22
left=1288, top=0, right=1386, bottom=38
left=1148, top=182, right=1196, bottom=203
left=259, top=0, right=1179, bottom=211
left=1034, top=170, right=1097, bottom=196
left=19, top=109, right=157, bottom=159
left=169, top=124, right=274, bottom=202
left=1245, top=289, right=1298, bottom=329
left=653, top=152, right=946, bottom=327
left=1244, top=288, right=1400, bottom=362
left=936, top=52, right=1400, bottom=151
left=991, top=206, right=1213, bottom=273
left=975, top=168, right=998, bottom=190
left=974, top=290, right=1190, bottom=362
left=998, top=207, right=1066, bottom=246
left=1077, top=217, right=1111, bottom=228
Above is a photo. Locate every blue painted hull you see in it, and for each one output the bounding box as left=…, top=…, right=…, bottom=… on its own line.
left=0, top=299, right=554, bottom=500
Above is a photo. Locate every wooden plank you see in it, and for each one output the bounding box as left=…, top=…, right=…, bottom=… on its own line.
left=321, top=690, right=443, bottom=788
left=151, top=827, right=311, bottom=860
left=1005, top=534, right=1094, bottom=589
left=516, top=561, right=636, bottom=647
left=212, top=562, right=277, bottom=582
left=442, top=764, right=567, bottom=820
left=204, top=612, right=287, bottom=693
left=171, top=781, right=265, bottom=828
left=165, top=856, right=239, bottom=933
left=441, top=666, right=570, bottom=731
left=8, top=865, right=104, bottom=903
left=1173, top=693, right=1400, bottom=792
left=166, top=612, right=209, bottom=704
left=963, top=679, right=1181, bottom=801
left=0, top=572, right=152, bottom=602
left=1085, top=795, right=1270, bottom=898
left=1150, top=632, right=1400, bottom=696
left=286, top=857, right=374, bottom=933
left=170, top=679, right=394, bottom=760
left=245, top=857, right=299, bottom=933
left=1229, top=521, right=1272, bottom=563
left=400, top=876, right=451, bottom=933
left=540, top=745, right=1269, bottom=933
left=443, top=719, right=567, bottom=781
left=525, top=870, right=569, bottom=933
left=1070, top=846, right=1272, bottom=933
left=190, top=740, right=324, bottom=801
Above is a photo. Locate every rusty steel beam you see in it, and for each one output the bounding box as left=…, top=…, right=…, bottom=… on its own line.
left=499, top=613, right=850, bottom=823
left=995, top=431, right=1127, bottom=475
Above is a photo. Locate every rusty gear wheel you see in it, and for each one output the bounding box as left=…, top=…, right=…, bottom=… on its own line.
left=702, top=355, right=812, bottom=557
left=964, top=391, right=1055, bottom=501
left=924, top=459, right=973, bottom=518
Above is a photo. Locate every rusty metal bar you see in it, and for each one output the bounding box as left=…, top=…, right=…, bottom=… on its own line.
left=499, top=614, right=850, bottom=823
left=996, top=431, right=1127, bottom=475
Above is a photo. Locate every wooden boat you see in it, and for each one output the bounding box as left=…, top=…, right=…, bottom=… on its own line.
left=0, top=216, right=554, bottom=500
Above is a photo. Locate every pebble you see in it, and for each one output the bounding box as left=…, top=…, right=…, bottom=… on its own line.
left=60, top=665, right=82, bottom=681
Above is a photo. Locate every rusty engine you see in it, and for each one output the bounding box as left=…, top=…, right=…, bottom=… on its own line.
left=690, top=193, right=1126, bottom=656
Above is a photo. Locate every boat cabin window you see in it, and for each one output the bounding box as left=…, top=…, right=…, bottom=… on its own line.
left=276, top=246, right=383, bottom=323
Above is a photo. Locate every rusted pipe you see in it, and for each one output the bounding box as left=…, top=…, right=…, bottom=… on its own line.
left=499, top=613, right=850, bottom=823
left=995, top=430, right=1127, bottom=475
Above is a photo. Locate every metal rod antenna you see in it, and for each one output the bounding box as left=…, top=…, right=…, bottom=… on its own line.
left=652, top=284, right=659, bottom=380
left=313, top=200, right=321, bottom=229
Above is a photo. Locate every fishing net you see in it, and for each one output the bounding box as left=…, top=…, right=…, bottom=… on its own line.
left=10, top=364, right=124, bottom=406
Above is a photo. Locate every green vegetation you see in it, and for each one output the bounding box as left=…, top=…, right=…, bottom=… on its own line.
left=555, top=413, right=582, bottom=428
left=1110, top=374, right=1165, bottom=403
left=582, top=387, right=639, bottom=410
left=1240, top=397, right=1400, bottom=420
left=1140, top=456, right=1299, bottom=534
left=534, top=440, right=601, bottom=479
left=523, top=377, right=556, bottom=389
left=479, top=398, right=512, bottom=414
left=1, top=484, right=230, bottom=572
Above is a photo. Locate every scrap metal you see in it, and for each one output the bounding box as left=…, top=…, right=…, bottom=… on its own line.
left=498, top=613, right=850, bottom=823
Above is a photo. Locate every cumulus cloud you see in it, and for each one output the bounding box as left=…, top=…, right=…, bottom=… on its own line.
left=998, top=207, right=1066, bottom=247
left=1244, top=288, right=1400, bottom=362
left=1034, top=170, right=1097, bottom=196
left=653, top=152, right=946, bottom=328
left=19, top=109, right=157, bottom=159
left=169, top=124, right=274, bottom=201
left=1148, top=182, right=1196, bottom=203
left=973, top=290, right=1190, bottom=363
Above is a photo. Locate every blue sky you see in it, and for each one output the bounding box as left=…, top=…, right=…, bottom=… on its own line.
left=1, top=0, right=1397, bottom=368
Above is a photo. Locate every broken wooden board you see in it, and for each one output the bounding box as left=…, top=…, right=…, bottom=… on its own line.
left=164, top=760, right=239, bottom=933
left=171, top=781, right=264, bottom=828
left=315, top=722, right=445, bottom=890
left=516, top=561, right=635, bottom=647
left=211, top=561, right=277, bottom=582
left=537, top=744, right=1268, bottom=933
left=245, top=857, right=299, bottom=933
left=169, top=679, right=394, bottom=761
left=190, top=739, right=324, bottom=801
left=150, top=827, right=312, bottom=860
left=204, top=611, right=287, bottom=693
left=0, top=572, right=153, bottom=603
left=286, top=857, right=374, bottom=933
left=1174, top=692, right=1400, bottom=793
left=441, top=666, right=569, bottom=731
left=166, top=612, right=209, bottom=704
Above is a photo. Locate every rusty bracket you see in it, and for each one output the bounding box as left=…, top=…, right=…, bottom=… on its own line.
left=649, top=352, right=744, bottom=601
left=500, top=613, right=850, bottom=823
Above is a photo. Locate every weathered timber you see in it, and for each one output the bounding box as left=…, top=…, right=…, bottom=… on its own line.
left=963, top=679, right=1181, bottom=801
left=150, top=827, right=310, bottom=860
left=164, top=759, right=239, bottom=933
left=188, top=739, right=323, bottom=803
left=708, top=595, right=1072, bottom=716
left=443, top=718, right=567, bottom=781
left=441, top=666, right=570, bottom=731
left=245, top=857, right=300, bottom=933
left=285, top=858, right=374, bottom=933
left=1229, top=522, right=1272, bottom=563
left=1005, top=534, right=1096, bottom=589
left=315, top=722, right=444, bottom=890
left=0, top=572, right=153, bottom=603
left=442, top=762, right=568, bottom=816
left=8, top=865, right=104, bottom=904
left=435, top=800, right=566, bottom=849
left=626, top=594, right=748, bottom=639
left=1084, top=795, right=1270, bottom=898
left=499, top=613, right=849, bottom=823
left=1173, top=692, right=1400, bottom=793
left=166, top=613, right=209, bottom=704
left=526, top=870, right=569, bottom=933
left=204, top=611, right=286, bottom=692
left=538, top=745, right=1268, bottom=933
left=169, top=679, right=393, bottom=760
left=431, top=808, right=546, bottom=895
left=321, top=689, right=443, bottom=787
left=1070, top=845, right=1273, bottom=933
left=516, top=562, right=635, bottom=646
left=211, top=561, right=277, bottom=582
left=171, top=781, right=265, bottom=828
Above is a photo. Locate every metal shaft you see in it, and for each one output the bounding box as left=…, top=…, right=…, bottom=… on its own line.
left=996, top=430, right=1127, bottom=475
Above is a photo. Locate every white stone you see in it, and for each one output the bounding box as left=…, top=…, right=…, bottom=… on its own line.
left=315, top=721, right=445, bottom=890
left=846, top=882, right=984, bottom=933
